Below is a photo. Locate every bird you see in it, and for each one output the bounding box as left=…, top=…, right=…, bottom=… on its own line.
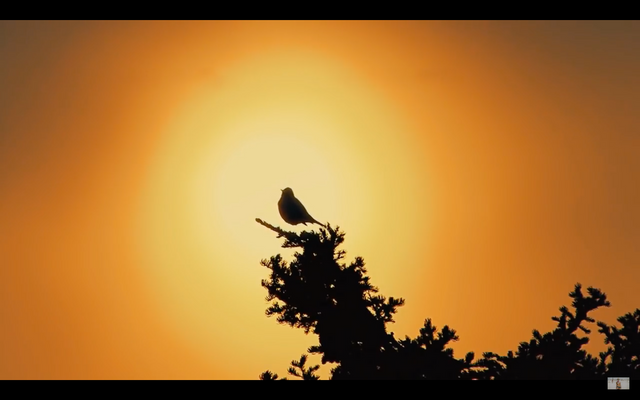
left=278, top=187, right=326, bottom=228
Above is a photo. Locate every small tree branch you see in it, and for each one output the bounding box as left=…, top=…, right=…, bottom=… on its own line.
left=255, top=218, right=298, bottom=239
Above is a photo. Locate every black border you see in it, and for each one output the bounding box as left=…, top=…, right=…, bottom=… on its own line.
left=2, top=378, right=634, bottom=385
left=2, top=4, right=639, bottom=19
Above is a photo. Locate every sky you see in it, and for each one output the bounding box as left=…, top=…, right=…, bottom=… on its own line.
left=0, top=20, right=638, bottom=379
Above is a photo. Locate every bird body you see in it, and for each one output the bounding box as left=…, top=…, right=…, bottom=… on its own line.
left=278, top=187, right=325, bottom=228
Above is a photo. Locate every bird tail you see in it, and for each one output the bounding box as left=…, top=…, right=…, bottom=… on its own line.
left=311, top=218, right=326, bottom=228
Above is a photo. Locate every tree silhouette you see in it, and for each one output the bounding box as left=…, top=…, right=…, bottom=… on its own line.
left=255, top=218, right=639, bottom=380
left=597, top=309, right=640, bottom=378
left=259, top=355, right=320, bottom=381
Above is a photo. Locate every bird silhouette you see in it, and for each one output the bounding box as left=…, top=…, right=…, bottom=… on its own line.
left=278, top=187, right=326, bottom=228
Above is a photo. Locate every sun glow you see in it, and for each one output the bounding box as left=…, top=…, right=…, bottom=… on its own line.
left=3, top=21, right=638, bottom=380
left=133, top=50, right=424, bottom=370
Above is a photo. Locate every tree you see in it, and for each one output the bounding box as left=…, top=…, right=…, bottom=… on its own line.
left=255, top=218, right=640, bottom=380
left=597, top=309, right=640, bottom=379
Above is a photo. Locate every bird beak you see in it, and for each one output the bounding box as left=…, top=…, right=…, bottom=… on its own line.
left=280, top=189, right=283, bottom=192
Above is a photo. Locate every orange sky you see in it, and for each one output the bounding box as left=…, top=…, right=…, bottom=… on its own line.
left=1, top=20, right=638, bottom=379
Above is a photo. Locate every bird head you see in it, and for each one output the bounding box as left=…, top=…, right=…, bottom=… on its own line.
left=281, top=187, right=294, bottom=197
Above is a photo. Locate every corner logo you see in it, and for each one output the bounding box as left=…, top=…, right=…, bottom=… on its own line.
left=608, top=377, right=630, bottom=390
